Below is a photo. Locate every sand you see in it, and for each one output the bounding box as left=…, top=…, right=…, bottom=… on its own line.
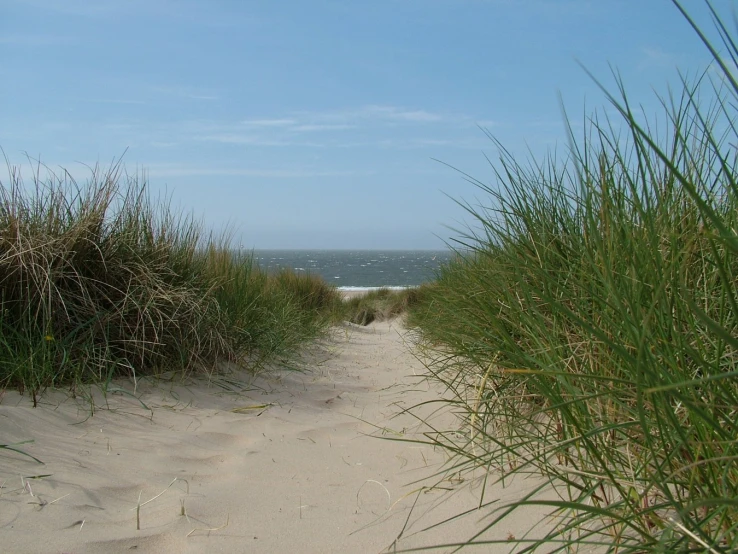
left=0, top=321, right=553, bottom=553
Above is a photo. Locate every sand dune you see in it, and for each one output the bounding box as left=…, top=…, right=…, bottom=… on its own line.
left=1, top=321, right=551, bottom=553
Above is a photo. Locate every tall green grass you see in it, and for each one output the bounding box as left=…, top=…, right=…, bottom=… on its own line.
left=407, top=2, right=738, bottom=551
left=0, top=157, right=342, bottom=402
left=341, top=287, right=424, bottom=325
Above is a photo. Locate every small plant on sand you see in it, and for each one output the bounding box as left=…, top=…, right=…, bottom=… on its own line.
left=407, top=1, right=738, bottom=551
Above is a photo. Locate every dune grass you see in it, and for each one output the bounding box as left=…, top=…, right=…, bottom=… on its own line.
left=341, top=287, right=425, bottom=326
left=0, top=157, right=342, bottom=403
left=405, top=2, right=738, bottom=551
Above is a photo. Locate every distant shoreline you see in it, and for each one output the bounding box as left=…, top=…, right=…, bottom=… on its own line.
left=252, top=250, right=449, bottom=288
left=338, top=286, right=408, bottom=300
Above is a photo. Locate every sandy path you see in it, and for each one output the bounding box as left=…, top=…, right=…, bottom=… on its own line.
left=1, top=321, right=550, bottom=553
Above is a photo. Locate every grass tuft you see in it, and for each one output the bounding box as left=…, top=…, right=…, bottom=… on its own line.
left=341, top=287, right=425, bottom=326
left=0, top=157, right=339, bottom=399
left=406, top=1, right=738, bottom=551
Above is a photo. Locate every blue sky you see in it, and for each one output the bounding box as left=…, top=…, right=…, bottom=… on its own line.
left=1, top=0, right=732, bottom=249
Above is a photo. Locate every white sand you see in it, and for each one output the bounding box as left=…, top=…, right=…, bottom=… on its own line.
left=1, top=321, right=552, bottom=553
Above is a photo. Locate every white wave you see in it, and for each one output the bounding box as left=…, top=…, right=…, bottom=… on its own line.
left=337, top=286, right=409, bottom=292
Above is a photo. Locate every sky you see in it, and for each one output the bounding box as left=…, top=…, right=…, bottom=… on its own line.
left=1, top=0, right=733, bottom=249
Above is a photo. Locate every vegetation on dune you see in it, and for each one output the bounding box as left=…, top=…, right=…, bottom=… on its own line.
left=0, top=148, right=425, bottom=404
left=0, top=158, right=342, bottom=402
left=405, top=1, right=738, bottom=552
left=4, top=0, right=736, bottom=549
left=340, top=286, right=425, bottom=326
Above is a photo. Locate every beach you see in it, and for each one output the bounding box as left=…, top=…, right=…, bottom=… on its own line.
left=0, top=320, right=550, bottom=553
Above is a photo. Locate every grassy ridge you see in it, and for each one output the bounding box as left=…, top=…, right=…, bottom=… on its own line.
left=341, top=287, right=425, bottom=325
left=405, top=3, right=738, bottom=552
left=0, top=159, right=341, bottom=402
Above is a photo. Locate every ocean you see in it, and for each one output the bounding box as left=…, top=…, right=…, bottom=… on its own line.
left=252, top=250, right=453, bottom=290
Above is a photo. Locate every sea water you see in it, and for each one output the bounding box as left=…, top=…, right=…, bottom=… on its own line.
left=252, top=250, right=453, bottom=290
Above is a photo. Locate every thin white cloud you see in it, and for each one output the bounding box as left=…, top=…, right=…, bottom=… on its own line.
left=198, top=134, right=295, bottom=147
left=242, top=118, right=297, bottom=127
left=388, top=109, right=444, bottom=122
left=351, top=106, right=443, bottom=122
left=375, top=137, right=486, bottom=149
left=103, top=123, right=138, bottom=130
left=150, top=85, right=219, bottom=101
left=87, top=99, right=146, bottom=105
left=145, top=164, right=360, bottom=178
left=292, top=124, right=355, bottom=132
left=4, top=157, right=361, bottom=183
left=218, top=107, right=452, bottom=152
left=196, top=131, right=479, bottom=149
left=413, top=139, right=454, bottom=146
left=197, top=132, right=329, bottom=147
left=239, top=106, right=444, bottom=132
left=293, top=105, right=446, bottom=124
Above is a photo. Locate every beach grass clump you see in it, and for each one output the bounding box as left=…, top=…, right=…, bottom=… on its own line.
left=406, top=2, right=738, bottom=551
left=257, top=267, right=344, bottom=355
left=342, top=287, right=422, bottom=325
left=267, top=267, right=344, bottom=316
left=0, top=159, right=337, bottom=400
left=202, top=249, right=340, bottom=363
